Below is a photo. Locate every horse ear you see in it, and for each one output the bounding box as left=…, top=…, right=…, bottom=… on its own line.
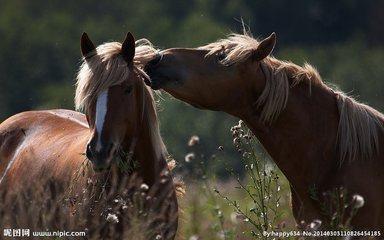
left=81, top=32, right=96, bottom=57
left=121, top=32, right=135, bottom=64
left=252, top=32, right=276, bottom=61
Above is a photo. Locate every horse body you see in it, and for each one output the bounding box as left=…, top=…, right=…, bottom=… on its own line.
left=0, top=33, right=178, bottom=239
left=240, top=75, right=384, bottom=229
left=145, top=31, right=384, bottom=230
left=0, top=110, right=89, bottom=189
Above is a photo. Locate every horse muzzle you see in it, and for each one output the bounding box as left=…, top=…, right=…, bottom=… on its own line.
left=86, top=142, right=115, bottom=171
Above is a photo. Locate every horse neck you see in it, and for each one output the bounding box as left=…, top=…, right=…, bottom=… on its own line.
left=234, top=66, right=340, bottom=195
left=131, top=93, right=167, bottom=187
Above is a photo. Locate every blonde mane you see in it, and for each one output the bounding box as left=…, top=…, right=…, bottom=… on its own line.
left=75, top=39, right=167, bottom=159
left=201, top=31, right=384, bottom=163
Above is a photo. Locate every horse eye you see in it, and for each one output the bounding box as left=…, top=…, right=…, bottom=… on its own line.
left=124, top=85, right=133, bottom=94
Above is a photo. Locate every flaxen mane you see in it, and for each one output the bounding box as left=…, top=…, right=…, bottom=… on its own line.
left=201, top=31, right=384, bottom=163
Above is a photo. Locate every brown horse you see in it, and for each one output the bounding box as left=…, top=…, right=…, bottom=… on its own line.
left=145, top=31, right=384, bottom=230
left=0, top=33, right=178, bottom=238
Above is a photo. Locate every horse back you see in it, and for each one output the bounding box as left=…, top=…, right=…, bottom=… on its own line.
left=0, top=109, right=90, bottom=190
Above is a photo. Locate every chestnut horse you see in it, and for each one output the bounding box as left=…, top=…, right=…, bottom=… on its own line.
left=0, top=33, right=178, bottom=238
left=145, top=31, right=384, bottom=230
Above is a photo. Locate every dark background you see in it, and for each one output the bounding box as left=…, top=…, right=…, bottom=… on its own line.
left=1, top=0, right=383, bottom=177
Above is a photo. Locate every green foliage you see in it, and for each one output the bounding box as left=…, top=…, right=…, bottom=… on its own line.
left=214, top=121, right=285, bottom=238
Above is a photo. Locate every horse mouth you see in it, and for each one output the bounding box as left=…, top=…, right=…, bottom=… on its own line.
left=145, top=76, right=163, bottom=90
left=145, top=75, right=174, bottom=90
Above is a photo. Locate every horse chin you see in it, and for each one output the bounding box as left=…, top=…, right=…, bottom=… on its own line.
left=91, top=157, right=114, bottom=172
left=145, top=74, right=163, bottom=89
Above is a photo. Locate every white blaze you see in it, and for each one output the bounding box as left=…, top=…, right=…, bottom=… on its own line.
left=95, top=90, right=108, bottom=152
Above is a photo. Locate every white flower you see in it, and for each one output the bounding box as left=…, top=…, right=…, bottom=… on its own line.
left=352, top=194, right=365, bottom=209
left=106, top=213, right=119, bottom=223
left=140, top=183, right=149, bottom=191
left=309, top=219, right=322, bottom=230
left=185, top=153, right=195, bottom=163
left=189, top=235, right=199, bottom=240
left=236, top=120, right=243, bottom=128
left=188, top=135, right=200, bottom=146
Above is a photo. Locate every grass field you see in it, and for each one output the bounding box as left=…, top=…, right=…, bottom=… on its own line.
left=175, top=121, right=297, bottom=239
left=0, top=121, right=362, bottom=239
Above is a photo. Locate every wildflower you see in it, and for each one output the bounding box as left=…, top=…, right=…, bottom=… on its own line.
left=217, top=210, right=223, bottom=218
left=166, top=159, right=176, bottom=171
left=188, top=135, right=200, bottom=146
left=235, top=213, right=247, bottom=221
left=309, top=219, right=322, bottom=230
left=140, top=183, right=149, bottom=191
left=87, top=178, right=93, bottom=184
left=230, top=212, right=238, bottom=224
left=352, top=194, right=365, bottom=209
left=185, top=152, right=195, bottom=163
left=161, top=169, right=170, bottom=177
left=160, top=178, right=168, bottom=184
left=243, top=134, right=252, bottom=140
left=230, top=121, right=243, bottom=137
left=231, top=120, right=242, bottom=130
left=106, top=213, right=119, bottom=223
left=189, top=235, right=199, bottom=240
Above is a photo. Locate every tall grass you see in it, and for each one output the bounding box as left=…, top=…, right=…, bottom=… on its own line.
left=0, top=168, right=178, bottom=239
left=0, top=122, right=364, bottom=239
left=178, top=121, right=364, bottom=239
